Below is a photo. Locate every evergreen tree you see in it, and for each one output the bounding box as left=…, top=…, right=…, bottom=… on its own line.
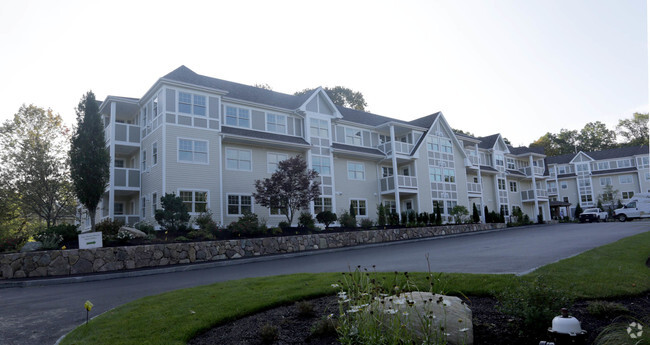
left=484, top=206, right=490, bottom=223
left=435, top=204, right=442, bottom=225
left=69, top=91, right=110, bottom=231
left=472, top=203, right=480, bottom=223
left=376, top=203, right=386, bottom=227
left=574, top=203, right=583, bottom=218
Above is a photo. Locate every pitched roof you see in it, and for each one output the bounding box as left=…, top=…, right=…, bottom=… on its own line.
left=546, top=145, right=649, bottom=164
left=591, top=167, right=639, bottom=175
left=221, top=126, right=310, bottom=146
left=477, top=134, right=500, bottom=149
left=336, top=105, right=410, bottom=127
left=331, top=143, right=385, bottom=156
left=408, top=112, right=440, bottom=128
left=508, top=146, right=545, bottom=155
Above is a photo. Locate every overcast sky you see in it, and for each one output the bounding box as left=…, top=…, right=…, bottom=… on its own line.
left=0, top=0, right=647, bottom=146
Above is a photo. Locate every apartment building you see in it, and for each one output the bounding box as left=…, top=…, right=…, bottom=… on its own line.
left=81, top=66, right=649, bottom=229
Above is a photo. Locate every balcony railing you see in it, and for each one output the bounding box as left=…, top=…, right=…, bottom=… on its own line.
left=378, top=142, right=414, bottom=155
left=106, top=123, right=140, bottom=144
left=467, top=182, right=482, bottom=193
left=380, top=175, right=418, bottom=192
left=547, top=187, right=558, bottom=195
left=520, top=189, right=549, bottom=202
left=114, top=168, right=140, bottom=188
left=519, top=166, right=545, bottom=177
left=113, top=214, right=141, bottom=226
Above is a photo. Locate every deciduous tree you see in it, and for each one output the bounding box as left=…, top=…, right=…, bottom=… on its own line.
left=616, top=112, right=648, bottom=146
left=252, top=156, right=320, bottom=224
left=70, top=91, right=110, bottom=231
left=295, top=86, right=367, bottom=111
left=577, top=121, right=616, bottom=152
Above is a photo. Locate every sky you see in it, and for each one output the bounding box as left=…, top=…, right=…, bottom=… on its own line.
left=0, top=0, right=647, bottom=146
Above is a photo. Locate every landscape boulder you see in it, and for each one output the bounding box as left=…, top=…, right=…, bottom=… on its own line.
left=119, top=226, right=147, bottom=238
left=20, top=241, right=43, bottom=253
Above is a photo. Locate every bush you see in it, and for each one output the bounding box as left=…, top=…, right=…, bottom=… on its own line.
left=35, top=231, right=63, bottom=250
left=389, top=211, right=399, bottom=226
left=227, top=212, right=267, bottom=237
left=587, top=301, right=630, bottom=319
left=472, top=203, right=480, bottom=223
left=186, top=230, right=215, bottom=241
left=298, top=212, right=315, bottom=230
left=47, top=224, right=80, bottom=244
left=523, top=214, right=531, bottom=224
left=496, top=276, right=573, bottom=337
left=194, top=210, right=219, bottom=232
left=174, top=236, right=190, bottom=242
left=338, top=211, right=356, bottom=228
left=450, top=205, right=469, bottom=224
left=278, top=221, right=291, bottom=230
left=400, top=211, right=407, bottom=226
left=0, top=236, right=26, bottom=253
left=407, top=210, right=416, bottom=226
left=316, top=211, right=337, bottom=230
left=155, top=193, right=191, bottom=233
left=116, top=230, right=135, bottom=244
left=259, top=323, right=279, bottom=344
left=537, top=213, right=544, bottom=224
left=295, top=300, right=315, bottom=318
left=417, top=212, right=429, bottom=225
left=359, top=218, right=374, bottom=229
left=134, top=221, right=155, bottom=234
left=95, top=218, right=124, bottom=239
left=376, top=203, right=386, bottom=227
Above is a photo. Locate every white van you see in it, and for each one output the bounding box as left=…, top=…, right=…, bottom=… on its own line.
left=613, top=193, right=650, bottom=222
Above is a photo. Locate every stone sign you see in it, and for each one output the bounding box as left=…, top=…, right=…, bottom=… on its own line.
left=78, top=232, right=103, bottom=249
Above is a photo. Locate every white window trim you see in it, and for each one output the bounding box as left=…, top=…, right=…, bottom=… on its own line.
left=141, top=150, right=147, bottom=172
left=619, top=175, right=633, bottom=184
left=225, top=147, right=253, bottom=172
left=349, top=198, right=368, bottom=217
left=178, top=91, right=208, bottom=117
left=312, top=155, right=331, bottom=176
left=309, top=117, right=329, bottom=139
left=267, top=152, right=288, bottom=174
left=344, top=127, right=363, bottom=146
left=114, top=202, right=124, bottom=215
left=314, top=197, right=333, bottom=214
left=226, top=193, right=254, bottom=216
left=152, top=142, right=158, bottom=166
left=347, top=161, right=365, bottom=181
left=178, top=137, right=209, bottom=165
left=560, top=181, right=568, bottom=189
left=115, top=159, right=125, bottom=168
left=600, top=177, right=612, bottom=186
left=178, top=189, right=209, bottom=214
left=265, top=112, right=288, bottom=135
left=224, top=104, right=252, bottom=129
left=509, top=181, right=518, bottom=192
left=151, top=191, right=158, bottom=217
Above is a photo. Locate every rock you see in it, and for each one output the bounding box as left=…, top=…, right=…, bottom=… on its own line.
left=119, top=226, right=147, bottom=238
left=373, top=291, right=473, bottom=345
left=71, top=258, right=93, bottom=274
left=20, top=242, right=43, bottom=253
left=48, top=255, right=69, bottom=276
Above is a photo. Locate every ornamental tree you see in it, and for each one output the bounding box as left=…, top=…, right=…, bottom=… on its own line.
left=252, top=155, right=320, bottom=224
left=154, top=193, right=190, bottom=232
left=69, top=91, right=110, bottom=231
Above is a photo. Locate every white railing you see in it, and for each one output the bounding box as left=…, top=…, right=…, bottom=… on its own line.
left=114, top=168, right=140, bottom=188
left=467, top=182, right=482, bottom=193
left=380, top=175, right=418, bottom=192
left=113, top=214, right=141, bottom=226
left=520, top=189, right=549, bottom=202
left=378, top=142, right=414, bottom=155
left=519, top=166, right=545, bottom=177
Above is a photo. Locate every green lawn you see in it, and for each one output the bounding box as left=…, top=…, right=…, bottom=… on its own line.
left=61, top=231, right=650, bottom=345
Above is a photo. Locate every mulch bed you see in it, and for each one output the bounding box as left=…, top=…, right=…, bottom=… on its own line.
left=189, top=292, right=649, bottom=345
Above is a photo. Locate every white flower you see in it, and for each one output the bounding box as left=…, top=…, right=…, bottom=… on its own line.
left=327, top=313, right=334, bottom=319
left=384, top=308, right=398, bottom=314
left=402, top=311, right=409, bottom=316
left=459, top=328, right=469, bottom=332
left=338, top=292, right=347, bottom=299
left=347, top=308, right=360, bottom=313
left=331, top=283, right=340, bottom=288
left=393, top=298, right=406, bottom=305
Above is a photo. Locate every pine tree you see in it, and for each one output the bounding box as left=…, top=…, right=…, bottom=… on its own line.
left=69, top=91, right=110, bottom=231
left=472, top=203, right=480, bottom=223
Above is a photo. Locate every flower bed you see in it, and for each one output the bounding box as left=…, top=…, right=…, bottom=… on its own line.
left=0, top=223, right=505, bottom=280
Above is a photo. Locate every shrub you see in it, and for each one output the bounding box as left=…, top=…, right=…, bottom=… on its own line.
left=537, top=213, right=544, bottom=224
left=496, top=276, right=573, bottom=337
left=134, top=221, right=155, bottom=234
left=95, top=218, right=124, bottom=239
left=417, top=212, right=428, bottom=225
left=311, top=316, right=337, bottom=337
left=194, top=210, right=219, bottom=232
left=484, top=206, right=489, bottom=222
left=227, top=212, right=267, bottom=237
left=48, top=224, right=80, bottom=244
left=298, top=212, right=315, bottom=230
left=278, top=221, right=291, bottom=230
left=259, top=323, right=279, bottom=344
left=116, top=230, right=135, bottom=244
left=186, top=230, right=215, bottom=241
left=407, top=210, right=416, bottom=226
left=472, top=203, right=480, bottom=223
left=435, top=205, right=442, bottom=225
left=587, top=301, right=630, bottom=319
left=338, top=211, right=357, bottom=228
left=574, top=203, right=583, bottom=219
left=450, top=205, right=469, bottom=224
left=35, top=231, right=63, bottom=250
left=174, top=236, right=190, bottom=242
left=359, top=218, right=374, bottom=229
left=376, top=203, right=386, bottom=227
left=316, top=211, right=337, bottom=230
left=0, top=236, right=26, bottom=253
left=389, top=211, right=400, bottom=226
left=400, top=211, right=408, bottom=226
left=523, top=214, right=531, bottom=224
left=593, top=316, right=649, bottom=345
left=295, top=300, right=315, bottom=318
left=154, top=193, right=191, bottom=233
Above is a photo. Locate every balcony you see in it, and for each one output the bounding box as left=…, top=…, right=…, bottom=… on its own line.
left=547, top=187, right=558, bottom=195
left=106, top=123, right=140, bottom=145
left=467, top=182, right=482, bottom=194
left=378, top=141, right=413, bottom=156
left=519, top=166, right=545, bottom=177
left=380, top=175, right=418, bottom=193
left=520, top=189, right=549, bottom=202
left=114, top=168, right=140, bottom=188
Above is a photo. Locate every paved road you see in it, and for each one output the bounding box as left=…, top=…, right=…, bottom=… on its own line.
left=1, top=221, right=647, bottom=345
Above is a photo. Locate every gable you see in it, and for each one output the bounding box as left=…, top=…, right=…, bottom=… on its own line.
left=301, top=89, right=340, bottom=117
left=570, top=151, right=594, bottom=163
left=425, top=112, right=467, bottom=159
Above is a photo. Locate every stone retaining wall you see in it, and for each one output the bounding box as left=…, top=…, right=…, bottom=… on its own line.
left=0, top=223, right=505, bottom=280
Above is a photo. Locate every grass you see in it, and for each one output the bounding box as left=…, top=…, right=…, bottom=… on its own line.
left=61, top=230, right=650, bottom=345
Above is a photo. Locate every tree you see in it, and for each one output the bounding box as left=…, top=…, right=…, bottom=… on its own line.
left=376, top=203, right=386, bottom=227
left=598, top=184, right=620, bottom=213
left=70, top=91, right=110, bottom=231
left=472, top=203, right=480, bottom=223
left=295, top=86, right=367, bottom=111
left=530, top=132, right=560, bottom=156
left=316, top=211, right=337, bottom=230
left=0, top=105, right=76, bottom=228
left=577, top=121, right=616, bottom=152
left=253, top=83, right=272, bottom=90
left=450, top=205, right=469, bottom=224
left=616, top=112, right=649, bottom=146
left=154, top=193, right=191, bottom=232
left=252, top=155, right=320, bottom=224
left=574, top=203, right=583, bottom=219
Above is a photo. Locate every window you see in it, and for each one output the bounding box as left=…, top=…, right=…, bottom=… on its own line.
left=141, top=197, right=146, bottom=218
left=382, top=167, right=394, bottom=178
left=350, top=199, right=367, bottom=216
left=266, top=113, right=287, bottom=134
left=600, top=177, right=612, bottom=186
left=310, top=118, right=328, bottom=138
left=581, top=194, right=593, bottom=203
left=622, top=191, right=634, bottom=199
left=576, top=163, right=589, bottom=172
left=270, top=204, right=285, bottom=216
left=578, top=179, right=591, bottom=187
left=428, top=167, right=441, bottom=182
left=495, top=154, right=504, bottom=167
left=619, top=175, right=633, bottom=184
left=558, top=166, right=567, bottom=174
left=267, top=152, right=288, bottom=173
left=226, top=148, right=252, bottom=171
left=115, top=159, right=125, bottom=168
left=225, top=106, right=250, bottom=127
left=379, top=134, right=390, bottom=144
left=500, top=205, right=509, bottom=216
left=180, top=190, right=208, bottom=213
left=498, top=179, right=506, bottom=190
left=178, top=92, right=206, bottom=116
left=509, top=181, right=518, bottom=192
left=597, top=162, right=610, bottom=170
left=152, top=193, right=158, bottom=216
left=178, top=139, right=208, bottom=164
left=141, top=150, right=147, bottom=171
left=345, top=128, right=362, bottom=146
left=441, top=139, right=452, bottom=153
left=152, top=95, right=159, bottom=118
left=506, top=158, right=516, bottom=170
left=114, top=203, right=124, bottom=215
left=447, top=200, right=458, bottom=214
left=426, top=138, right=439, bottom=152
left=312, top=155, right=331, bottom=175
left=227, top=194, right=252, bottom=215
left=314, top=197, right=332, bottom=213
left=152, top=142, right=158, bottom=166
left=646, top=172, right=650, bottom=180
left=385, top=200, right=397, bottom=214
left=561, top=181, right=568, bottom=189
left=616, top=159, right=631, bottom=168
left=347, top=162, right=365, bottom=180
left=639, top=156, right=649, bottom=168
left=563, top=197, right=569, bottom=202
left=443, top=168, right=455, bottom=183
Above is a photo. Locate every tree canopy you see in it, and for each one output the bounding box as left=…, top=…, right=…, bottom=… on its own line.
left=0, top=104, right=75, bottom=228
left=295, top=86, right=367, bottom=111
left=252, top=155, right=320, bottom=224
left=616, top=112, right=648, bottom=146
left=69, top=91, right=110, bottom=231
left=530, top=121, right=621, bottom=155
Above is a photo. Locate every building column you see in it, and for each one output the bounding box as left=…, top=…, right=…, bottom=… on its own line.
left=476, top=144, right=484, bottom=223
left=390, top=125, right=401, bottom=216
left=108, top=101, right=116, bottom=222
left=529, top=155, right=539, bottom=220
